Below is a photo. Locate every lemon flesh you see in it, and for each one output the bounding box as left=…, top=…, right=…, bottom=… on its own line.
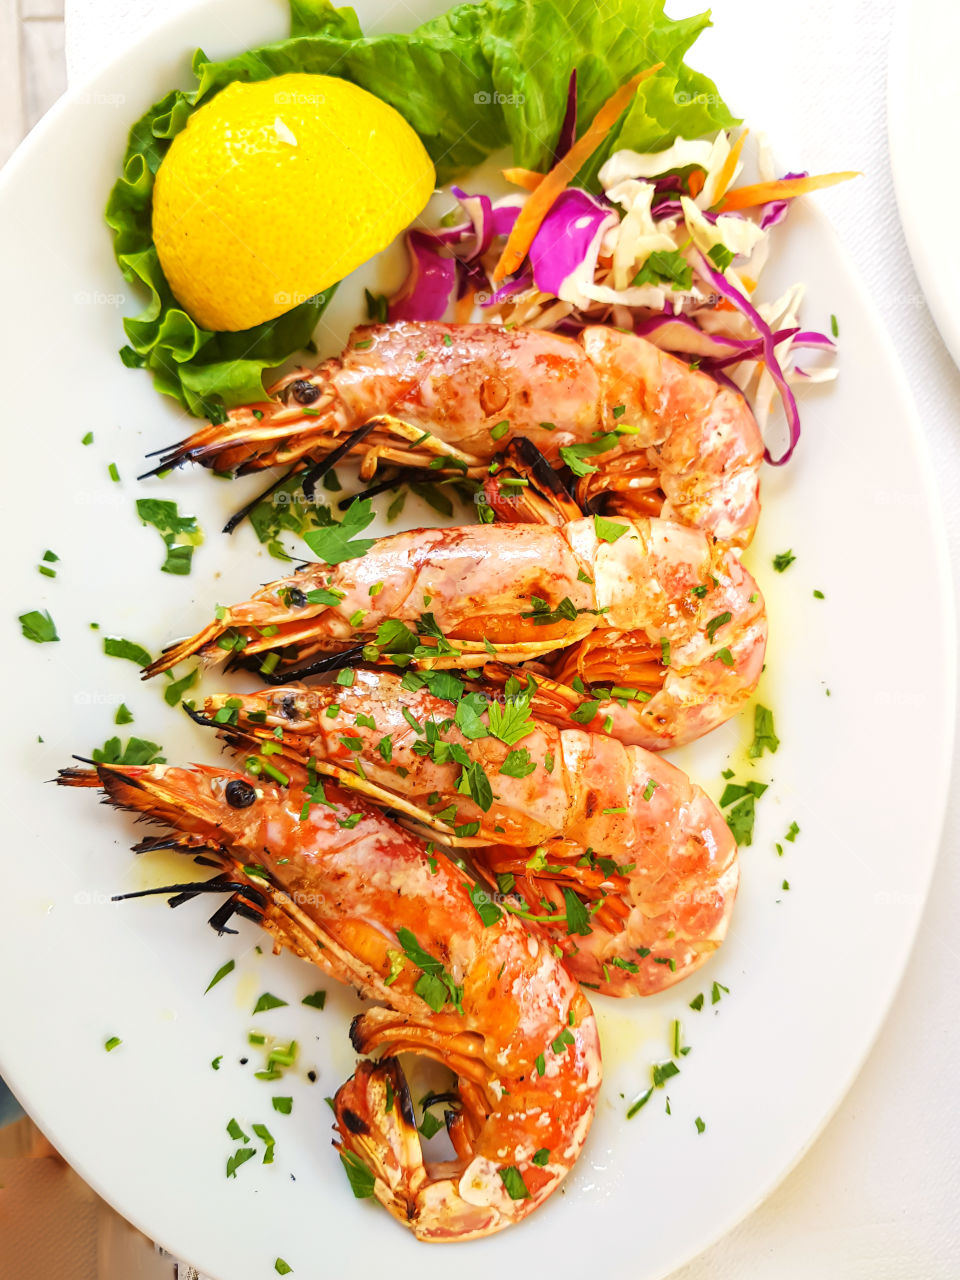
left=152, top=74, right=435, bottom=332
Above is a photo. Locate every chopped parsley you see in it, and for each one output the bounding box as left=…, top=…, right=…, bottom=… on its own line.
left=340, top=1151, right=376, bottom=1198
left=499, top=747, right=537, bottom=778
left=499, top=1166, right=531, bottom=1200
left=719, top=779, right=767, bottom=845
left=559, top=431, right=620, bottom=476
left=302, top=498, right=377, bottom=566
left=707, top=242, right=735, bottom=271
left=594, top=514, right=629, bottom=544
left=467, top=882, right=502, bottom=927
left=563, top=888, right=592, bottom=937
left=114, top=703, right=134, bottom=725
left=772, top=549, right=796, bottom=573
left=164, top=667, right=198, bottom=706
left=395, top=927, right=464, bottom=1014
left=418, top=1109, right=444, bottom=1140
left=633, top=249, right=693, bottom=291
left=103, top=636, right=152, bottom=667
left=651, top=1060, right=680, bottom=1088
left=301, top=991, right=326, bottom=1010
left=204, top=959, right=235, bottom=994
left=252, top=993, right=288, bottom=1014
left=626, top=1087, right=653, bottom=1118
left=747, top=704, right=779, bottom=758
left=19, top=609, right=59, bottom=643
left=226, top=1148, right=256, bottom=1178
left=136, top=498, right=202, bottom=576
left=705, top=611, right=732, bottom=643
left=92, top=736, right=165, bottom=766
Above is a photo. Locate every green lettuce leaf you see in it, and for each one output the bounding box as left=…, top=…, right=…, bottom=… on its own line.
left=106, top=0, right=733, bottom=418
left=479, top=0, right=736, bottom=184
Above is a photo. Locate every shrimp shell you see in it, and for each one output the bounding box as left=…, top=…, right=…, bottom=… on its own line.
left=201, top=668, right=739, bottom=996
left=58, top=762, right=601, bottom=1242
left=146, top=515, right=766, bottom=751
left=151, top=321, right=762, bottom=546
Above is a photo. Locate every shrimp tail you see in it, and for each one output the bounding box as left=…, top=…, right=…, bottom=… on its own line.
left=333, top=1058, right=433, bottom=1225
left=482, top=438, right=582, bottom=526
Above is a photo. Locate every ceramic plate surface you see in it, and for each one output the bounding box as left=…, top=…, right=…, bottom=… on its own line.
left=0, top=2, right=953, bottom=1277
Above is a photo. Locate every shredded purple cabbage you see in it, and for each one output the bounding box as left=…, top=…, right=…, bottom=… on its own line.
left=527, top=188, right=614, bottom=298
left=552, top=70, right=578, bottom=164
left=695, top=250, right=801, bottom=464
left=388, top=231, right=457, bottom=322
left=760, top=172, right=807, bottom=229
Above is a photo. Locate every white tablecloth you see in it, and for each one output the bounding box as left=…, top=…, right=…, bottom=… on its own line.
left=62, top=0, right=960, bottom=1274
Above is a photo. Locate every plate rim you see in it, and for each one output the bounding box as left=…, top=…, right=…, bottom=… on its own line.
left=0, top=2, right=956, bottom=1275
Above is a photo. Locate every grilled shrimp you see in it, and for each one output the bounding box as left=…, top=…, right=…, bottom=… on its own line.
left=197, top=668, right=739, bottom=996
left=150, top=321, right=762, bottom=545
left=147, top=515, right=766, bottom=751
left=58, top=761, right=601, bottom=1242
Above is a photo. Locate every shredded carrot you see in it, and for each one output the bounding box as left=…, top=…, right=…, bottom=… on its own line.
left=502, top=166, right=545, bottom=192
left=687, top=169, right=705, bottom=199
left=713, top=128, right=749, bottom=202
left=492, top=63, right=665, bottom=283
left=454, top=287, right=476, bottom=324
left=717, top=171, right=860, bottom=213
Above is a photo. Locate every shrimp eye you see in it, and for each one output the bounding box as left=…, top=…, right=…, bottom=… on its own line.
left=287, top=587, right=308, bottom=609
left=280, top=695, right=299, bottom=720
left=225, top=779, right=257, bottom=808
left=290, top=379, right=320, bottom=406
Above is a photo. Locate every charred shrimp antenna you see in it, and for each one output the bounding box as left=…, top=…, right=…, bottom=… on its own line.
left=417, top=1090, right=461, bottom=1111
left=111, top=878, right=253, bottom=902
left=207, top=890, right=268, bottom=935
left=143, top=436, right=191, bottom=460
left=336, top=467, right=432, bottom=510
left=66, top=755, right=150, bottom=791
left=137, top=457, right=187, bottom=482
left=505, top=437, right=580, bottom=507
left=229, top=643, right=367, bottom=686
left=181, top=702, right=219, bottom=729
left=299, top=419, right=380, bottom=500
left=222, top=464, right=304, bottom=536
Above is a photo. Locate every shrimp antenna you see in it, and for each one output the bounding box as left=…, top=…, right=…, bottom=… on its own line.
left=298, top=419, right=379, bottom=501
left=222, top=465, right=304, bottom=535
left=220, top=418, right=379, bottom=535
left=112, top=877, right=268, bottom=935
left=229, top=643, right=367, bottom=686
left=336, top=468, right=431, bottom=510
left=181, top=703, right=219, bottom=728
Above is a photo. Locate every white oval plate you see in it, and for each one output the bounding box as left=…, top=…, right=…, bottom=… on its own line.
left=888, top=1, right=960, bottom=367
left=0, top=2, right=953, bottom=1278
